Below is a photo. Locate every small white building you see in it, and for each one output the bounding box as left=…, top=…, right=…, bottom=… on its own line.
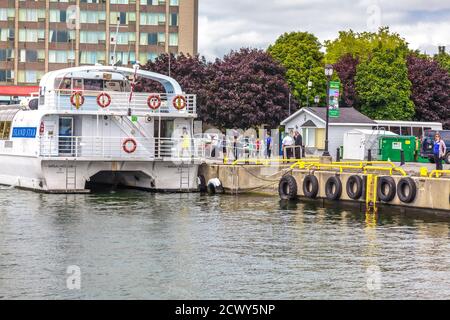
left=281, top=107, right=377, bottom=160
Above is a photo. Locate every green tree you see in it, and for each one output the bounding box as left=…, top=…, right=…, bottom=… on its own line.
left=435, top=52, right=450, bottom=75
left=325, top=27, right=409, bottom=64
left=356, top=48, right=415, bottom=120
left=268, top=32, right=326, bottom=107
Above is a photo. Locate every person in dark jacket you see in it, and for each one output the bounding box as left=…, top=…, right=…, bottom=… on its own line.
left=294, top=131, right=303, bottom=159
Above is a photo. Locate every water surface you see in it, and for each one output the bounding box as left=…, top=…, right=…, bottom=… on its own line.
left=1, top=187, right=449, bottom=299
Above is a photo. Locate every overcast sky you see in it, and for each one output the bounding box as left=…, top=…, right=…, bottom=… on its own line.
left=198, top=0, right=450, bottom=60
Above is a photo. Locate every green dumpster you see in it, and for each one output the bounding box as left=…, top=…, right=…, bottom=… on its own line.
left=379, top=136, right=417, bottom=162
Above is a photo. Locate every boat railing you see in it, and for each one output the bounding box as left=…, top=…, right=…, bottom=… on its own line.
left=44, top=90, right=197, bottom=115
left=38, top=136, right=220, bottom=161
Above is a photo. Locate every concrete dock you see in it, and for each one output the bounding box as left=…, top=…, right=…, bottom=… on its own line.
left=199, top=162, right=450, bottom=213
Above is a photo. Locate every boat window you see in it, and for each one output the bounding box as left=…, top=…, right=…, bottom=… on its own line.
left=104, top=81, right=122, bottom=92
left=84, top=79, right=103, bottom=91
left=0, top=121, right=11, bottom=140
left=73, top=79, right=83, bottom=90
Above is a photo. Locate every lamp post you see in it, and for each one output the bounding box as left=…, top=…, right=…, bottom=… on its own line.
left=322, top=64, right=334, bottom=157
left=314, top=95, right=320, bottom=107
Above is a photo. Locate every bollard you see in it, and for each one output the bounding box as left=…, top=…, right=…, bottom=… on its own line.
left=302, top=146, right=306, bottom=159
left=400, top=150, right=405, bottom=166
left=336, top=148, right=341, bottom=162
left=367, top=149, right=372, bottom=162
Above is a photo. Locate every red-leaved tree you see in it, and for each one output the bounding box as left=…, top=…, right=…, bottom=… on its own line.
left=334, top=54, right=360, bottom=109
left=139, top=49, right=293, bottom=130
left=407, top=55, right=450, bottom=129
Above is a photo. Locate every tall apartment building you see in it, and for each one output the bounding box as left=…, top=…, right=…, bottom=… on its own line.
left=0, top=0, right=198, bottom=86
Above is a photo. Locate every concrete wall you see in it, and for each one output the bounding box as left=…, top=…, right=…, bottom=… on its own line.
left=199, top=164, right=450, bottom=213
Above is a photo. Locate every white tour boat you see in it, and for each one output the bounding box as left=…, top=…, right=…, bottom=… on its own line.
left=0, top=65, right=209, bottom=193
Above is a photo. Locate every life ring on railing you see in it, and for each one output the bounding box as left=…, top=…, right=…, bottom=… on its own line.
left=173, top=95, right=187, bottom=110
left=303, top=175, right=319, bottom=199
left=397, top=177, right=417, bottom=204
left=377, top=176, right=396, bottom=202
left=122, top=138, right=137, bottom=154
left=346, top=175, right=364, bottom=200
left=278, top=175, right=298, bottom=200
left=325, top=176, right=342, bottom=201
left=70, top=91, right=85, bottom=109
left=97, top=92, right=112, bottom=108
left=147, top=94, right=162, bottom=110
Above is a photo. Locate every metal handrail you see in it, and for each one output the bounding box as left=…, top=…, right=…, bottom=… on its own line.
left=46, top=89, right=197, bottom=115
left=291, top=161, right=407, bottom=176
left=429, top=170, right=450, bottom=178
left=38, top=136, right=210, bottom=160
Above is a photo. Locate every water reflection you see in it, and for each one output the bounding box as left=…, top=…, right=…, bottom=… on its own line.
left=0, top=189, right=449, bottom=299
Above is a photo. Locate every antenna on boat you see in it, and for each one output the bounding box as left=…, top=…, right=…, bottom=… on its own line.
left=110, top=15, right=121, bottom=66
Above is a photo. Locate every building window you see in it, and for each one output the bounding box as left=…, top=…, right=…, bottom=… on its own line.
left=170, top=13, right=178, bottom=26
left=20, top=50, right=45, bottom=63
left=19, top=29, right=45, bottom=42
left=0, top=29, right=14, bottom=41
left=140, top=33, right=158, bottom=45
left=112, top=52, right=136, bottom=65
left=0, top=8, right=15, bottom=21
left=80, top=31, right=106, bottom=44
left=80, top=11, right=106, bottom=24
left=140, top=13, right=165, bottom=25
left=139, top=52, right=158, bottom=64
left=17, top=70, right=44, bottom=84
left=49, top=30, right=75, bottom=43
left=18, top=9, right=45, bottom=22
left=169, top=33, right=178, bottom=46
left=170, top=0, right=179, bottom=5
left=80, top=51, right=106, bottom=64
left=50, top=10, right=67, bottom=23
left=49, top=50, right=75, bottom=63
left=110, top=0, right=129, bottom=3
left=140, top=0, right=167, bottom=4
left=0, top=49, right=14, bottom=62
left=0, top=70, right=13, bottom=82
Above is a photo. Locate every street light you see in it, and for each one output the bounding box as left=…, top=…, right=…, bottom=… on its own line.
left=322, top=64, right=334, bottom=157
left=314, top=95, right=320, bottom=107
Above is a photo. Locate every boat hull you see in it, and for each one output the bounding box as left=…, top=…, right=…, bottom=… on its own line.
left=0, top=155, right=200, bottom=193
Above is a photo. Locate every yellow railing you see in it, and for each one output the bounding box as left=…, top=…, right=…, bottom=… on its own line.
left=229, top=158, right=407, bottom=176
left=230, top=158, right=319, bottom=166
left=429, top=170, right=450, bottom=178
left=290, top=161, right=407, bottom=176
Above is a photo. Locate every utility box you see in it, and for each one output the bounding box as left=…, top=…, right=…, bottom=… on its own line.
left=379, top=136, right=418, bottom=162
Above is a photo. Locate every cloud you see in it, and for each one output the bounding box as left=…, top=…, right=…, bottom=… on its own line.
left=198, top=0, right=450, bottom=59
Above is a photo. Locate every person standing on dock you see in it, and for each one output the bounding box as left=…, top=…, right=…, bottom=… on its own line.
left=282, top=131, right=295, bottom=159
left=294, top=131, right=303, bottom=159
left=265, top=132, right=273, bottom=159
left=434, top=132, right=447, bottom=171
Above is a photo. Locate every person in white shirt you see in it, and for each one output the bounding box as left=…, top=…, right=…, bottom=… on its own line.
left=282, top=132, right=295, bottom=159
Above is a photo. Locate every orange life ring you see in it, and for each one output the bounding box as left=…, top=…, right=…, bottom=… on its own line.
left=97, top=92, right=112, bottom=108
left=147, top=94, right=162, bottom=110
left=173, top=95, right=187, bottom=110
left=123, top=138, right=137, bottom=154
left=70, top=91, right=85, bottom=108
